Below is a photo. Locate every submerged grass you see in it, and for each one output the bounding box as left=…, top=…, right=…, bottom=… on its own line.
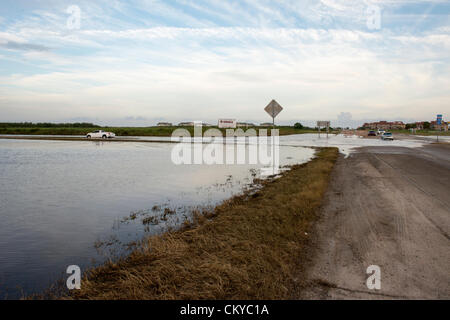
left=68, top=148, right=339, bottom=300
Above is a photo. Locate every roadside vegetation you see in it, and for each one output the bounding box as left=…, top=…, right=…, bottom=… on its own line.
left=64, top=147, right=338, bottom=300
left=0, top=122, right=323, bottom=137
left=396, top=129, right=450, bottom=136
left=0, top=122, right=101, bottom=128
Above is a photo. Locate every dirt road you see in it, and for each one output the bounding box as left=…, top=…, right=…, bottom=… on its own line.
left=302, top=143, right=450, bottom=299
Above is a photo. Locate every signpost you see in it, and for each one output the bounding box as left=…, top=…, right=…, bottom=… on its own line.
left=264, top=99, right=283, bottom=127
left=317, top=121, right=330, bottom=138
left=436, top=114, right=443, bottom=142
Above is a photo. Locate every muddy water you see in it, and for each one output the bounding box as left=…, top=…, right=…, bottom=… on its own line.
left=0, top=138, right=314, bottom=298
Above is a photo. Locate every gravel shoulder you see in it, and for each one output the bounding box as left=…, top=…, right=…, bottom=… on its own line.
left=301, top=143, right=450, bottom=299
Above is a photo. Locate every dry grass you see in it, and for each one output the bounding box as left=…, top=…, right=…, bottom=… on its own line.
left=69, top=148, right=339, bottom=300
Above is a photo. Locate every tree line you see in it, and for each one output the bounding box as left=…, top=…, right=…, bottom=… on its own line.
left=0, top=122, right=101, bottom=128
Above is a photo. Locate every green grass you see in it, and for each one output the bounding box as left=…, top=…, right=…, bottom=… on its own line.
left=409, top=130, right=450, bottom=136
left=0, top=125, right=322, bottom=137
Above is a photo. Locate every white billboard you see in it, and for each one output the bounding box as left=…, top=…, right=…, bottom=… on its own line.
left=218, top=119, right=237, bottom=128
left=317, top=121, right=330, bottom=127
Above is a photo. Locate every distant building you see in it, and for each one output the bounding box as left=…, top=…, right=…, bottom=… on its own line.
left=362, top=121, right=406, bottom=130
left=391, top=121, right=406, bottom=130
left=177, top=122, right=213, bottom=127
left=178, top=122, right=194, bottom=126
left=415, top=122, right=425, bottom=130
left=259, top=122, right=273, bottom=127
left=430, top=121, right=448, bottom=131
left=237, top=122, right=255, bottom=128
left=157, top=122, right=172, bottom=126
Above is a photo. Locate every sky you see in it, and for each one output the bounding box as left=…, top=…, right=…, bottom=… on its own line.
left=0, top=0, right=449, bottom=127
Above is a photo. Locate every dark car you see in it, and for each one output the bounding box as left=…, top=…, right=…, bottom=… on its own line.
left=368, top=130, right=376, bottom=136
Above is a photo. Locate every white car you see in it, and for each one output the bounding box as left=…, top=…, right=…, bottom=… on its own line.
left=377, top=129, right=385, bottom=136
left=381, top=132, right=394, bottom=140
left=86, top=130, right=116, bottom=139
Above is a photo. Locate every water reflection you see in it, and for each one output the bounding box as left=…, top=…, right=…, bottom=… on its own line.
left=0, top=139, right=314, bottom=298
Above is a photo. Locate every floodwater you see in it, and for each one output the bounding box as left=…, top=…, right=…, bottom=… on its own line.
left=0, top=138, right=314, bottom=298
left=415, top=135, right=450, bottom=142
left=280, top=133, right=429, bottom=156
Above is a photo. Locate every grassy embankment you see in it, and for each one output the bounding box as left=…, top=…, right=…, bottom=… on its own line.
left=66, top=147, right=338, bottom=300
left=400, top=129, right=450, bottom=136
left=0, top=124, right=321, bottom=137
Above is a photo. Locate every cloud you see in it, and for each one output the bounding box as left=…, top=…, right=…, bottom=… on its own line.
left=0, top=1, right=449, bottom=124
left=338, top=112, right=351, bottom=120
left=0, top=40, right=50, bottom=52
left=124, top=116, right=148, bottom=121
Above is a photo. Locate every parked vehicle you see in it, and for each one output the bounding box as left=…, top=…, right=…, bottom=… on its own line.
left=377, top=129, right=385, bottom=136
left=381, top=132, right=394, bottom=140
left=368, top=130, right=376, bottom=136
left=86, top=130, right=116, bottom=139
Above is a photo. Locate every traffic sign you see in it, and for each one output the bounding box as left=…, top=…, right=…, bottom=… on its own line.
left=264, top=100, right=283, bottom=125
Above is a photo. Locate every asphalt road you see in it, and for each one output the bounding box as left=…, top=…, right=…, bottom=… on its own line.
left=302, top=143, right=450, bottom=299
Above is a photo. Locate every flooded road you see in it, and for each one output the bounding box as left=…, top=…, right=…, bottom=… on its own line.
left=0, top=138, right=314, bottom=298
left=0, top=134, right=433, bottom=298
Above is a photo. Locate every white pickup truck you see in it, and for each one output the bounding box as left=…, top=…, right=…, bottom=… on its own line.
left=86, top=130, right=116, bottom=139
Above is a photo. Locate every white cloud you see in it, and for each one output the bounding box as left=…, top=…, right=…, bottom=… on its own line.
left=0, top=1, right=449, bottom=125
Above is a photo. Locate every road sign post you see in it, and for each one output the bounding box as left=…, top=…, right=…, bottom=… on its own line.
left=317, top=121, right=330, bottom=138
left=264, top=99, right=283, bottom=128
left=436, top=114, right=443, bottom=142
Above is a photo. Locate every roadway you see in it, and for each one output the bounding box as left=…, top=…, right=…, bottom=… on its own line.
left=301, top=143, right=450, bottom=299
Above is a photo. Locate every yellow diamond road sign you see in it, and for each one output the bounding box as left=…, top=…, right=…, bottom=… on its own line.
left=264, top=99, right=283, bottom=119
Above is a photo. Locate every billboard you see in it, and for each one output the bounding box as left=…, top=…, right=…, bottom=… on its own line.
left=218, top=119, right=237, bottom=129
left=437, top=114, right=443, bottom=125
left=317, top=121, right=330, bottom=127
